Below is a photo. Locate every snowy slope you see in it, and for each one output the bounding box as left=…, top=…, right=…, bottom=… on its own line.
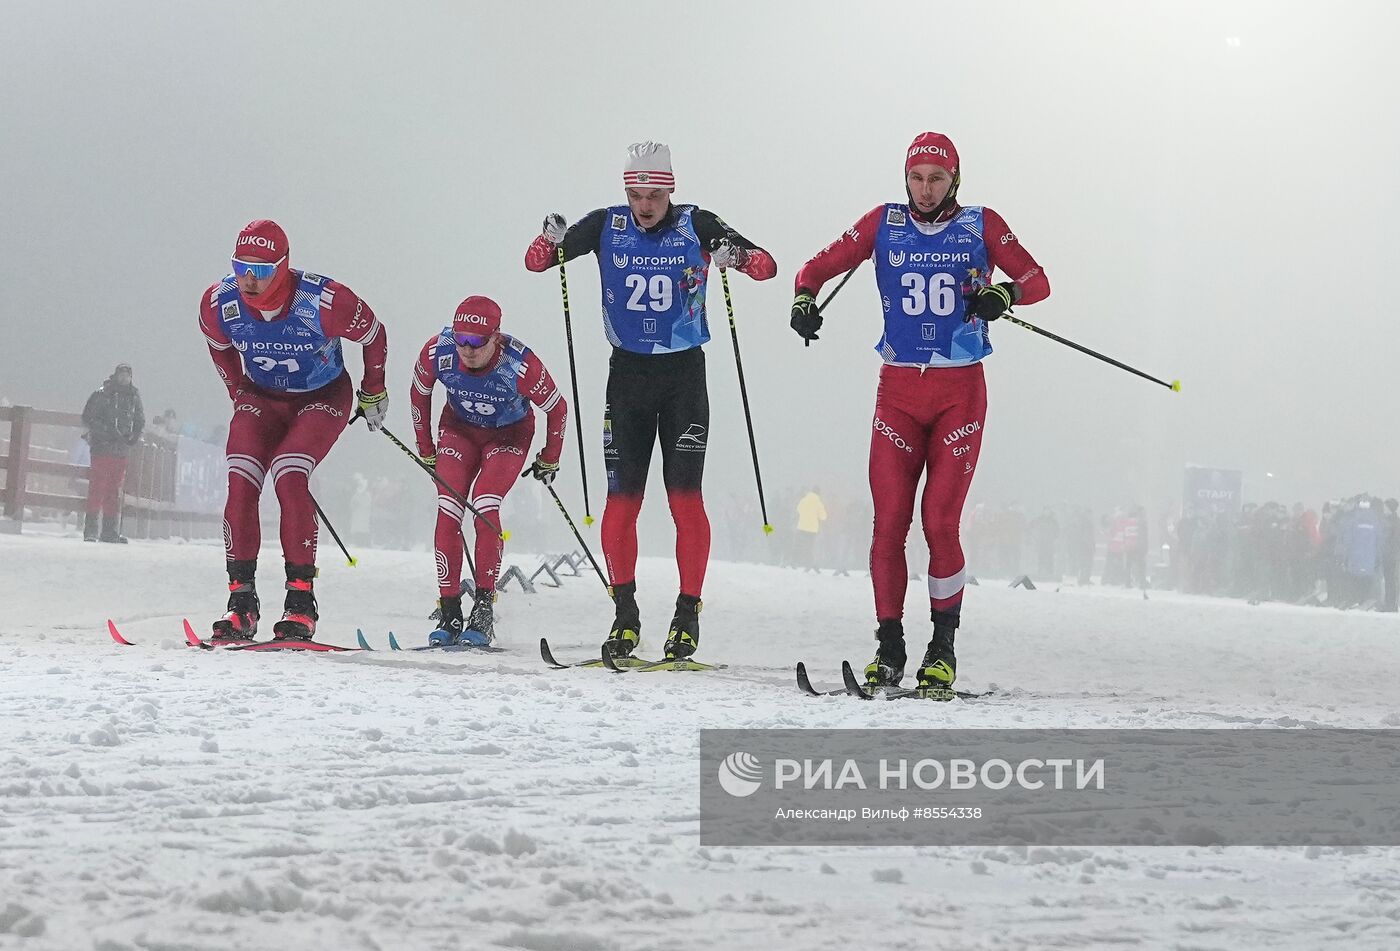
left=2, top=531, right=1399, bottom=950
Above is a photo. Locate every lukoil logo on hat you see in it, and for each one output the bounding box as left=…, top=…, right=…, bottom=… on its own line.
left=904, top=132, right=959, bottom=175
left=718, top=751, right=764, bottom=798
left=453, top=295, right=503, bottom=336
left=234, top=219, right=288, bottom=263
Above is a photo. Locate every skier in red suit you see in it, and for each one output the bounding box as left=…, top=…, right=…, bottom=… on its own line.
left=791, top=132, right=1050, bottom=697
left=198, top=219, right=389, bottom=644
left=409, top=295, right=568, bottom=646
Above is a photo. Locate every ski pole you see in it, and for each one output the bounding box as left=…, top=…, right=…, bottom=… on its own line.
left=523, top=470, right=612, bottom=596
left=349, top=410, right=482, bottom=577
left=804, top=266, right=860, bottom=348
left=719, top=267, right=774, bottom=535
left=311, top=495, right=357, bottom=567
left=374, top=421, right=505, bottom=539
left=1000, top=313, right=1182, bottom=392
left=557, top=246, right=594, bottom=525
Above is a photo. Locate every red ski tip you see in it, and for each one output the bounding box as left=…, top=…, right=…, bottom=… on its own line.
left=182, top=618, right=206, bottom=649
left=107, top=619, right=135, bottom=646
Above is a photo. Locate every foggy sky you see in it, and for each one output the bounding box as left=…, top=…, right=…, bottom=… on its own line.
left=3, top=0, right=1398, bottom=535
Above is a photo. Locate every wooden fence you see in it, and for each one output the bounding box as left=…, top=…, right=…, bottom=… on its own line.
left=0, top=404, right=221, bottom=538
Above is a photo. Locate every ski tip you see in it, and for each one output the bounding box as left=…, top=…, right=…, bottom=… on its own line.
left=356, top=628, right=374, bottom=651
left=840, top=659, right=874, bottom=700
left=181, top=618, right=204, bottom=649
left=388, top=631, right=402, bottom=651
left=107, top=619, right=134, bottom=646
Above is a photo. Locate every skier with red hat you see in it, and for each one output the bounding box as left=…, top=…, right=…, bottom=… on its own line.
left=199, top=219, right=389, bottom=644
left=524, top=141, right=776, bottom=663
left=410, top=295, right=569, bottom=646
left=790, top=132, right=1051, bottom=698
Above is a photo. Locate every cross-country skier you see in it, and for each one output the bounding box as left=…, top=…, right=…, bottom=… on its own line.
left=790, top=132, right=1050, bottom=698
left=524, top=141, right=777, bottom=661
left=409, top=295, right=568, bottom=646
left=199, top=219, right=389, bottom=644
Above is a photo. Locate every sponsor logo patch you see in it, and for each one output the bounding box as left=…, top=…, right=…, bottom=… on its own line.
left=942, top=421, right=982, bottom=445
left=676, top=424, right=707, bottom=452
left=874, top=417, right=913, bottom=454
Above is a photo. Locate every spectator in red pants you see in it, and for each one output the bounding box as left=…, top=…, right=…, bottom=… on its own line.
left=81, top=363, right=145, bottom=543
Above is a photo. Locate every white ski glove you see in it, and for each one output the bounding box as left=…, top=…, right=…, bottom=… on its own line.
left=709, top=238, right=750, bottom=270
left=542, top=213, right=568, bottom=245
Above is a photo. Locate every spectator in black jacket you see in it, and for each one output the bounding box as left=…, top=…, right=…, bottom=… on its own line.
left=81, top=363, right=144, bottom=542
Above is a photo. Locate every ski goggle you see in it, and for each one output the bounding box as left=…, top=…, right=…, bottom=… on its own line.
left=453, top=332, right=492, bottom=348
left=231, top=256, right=286, bottom=281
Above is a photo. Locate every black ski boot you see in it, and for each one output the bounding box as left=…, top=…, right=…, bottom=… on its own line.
left=915, top=610, right=958, bottom=700
left=428, top=595, right=464, bottom=647
left=603, top=581, right=641, bottom=658
left=663, top=594, right=702, bottom=660
left=99, top=513, right=128, bottom=544
left=864, top=618, right=907, bottom=689
left=461, top=587, right=495, bottom=646
left=211, top=559, right=259, bottom=644
left=272, top=563, right=318, bottom=641
left=83, top=511, right=99, bottom=542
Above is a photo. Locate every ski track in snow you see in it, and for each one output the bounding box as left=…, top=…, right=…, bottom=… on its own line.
left=2, top=533, right=1400, bottom=950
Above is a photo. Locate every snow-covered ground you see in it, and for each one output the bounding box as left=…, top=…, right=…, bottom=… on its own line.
left=2, top=530, right=1399, bottom=950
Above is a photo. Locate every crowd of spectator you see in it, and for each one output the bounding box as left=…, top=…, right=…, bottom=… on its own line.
left=704, top=489, right=1400, bottom=615
left=1173, top=496, right=1399, bottom=611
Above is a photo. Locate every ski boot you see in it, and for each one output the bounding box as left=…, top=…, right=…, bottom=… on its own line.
left=99, top=513, right=128, bottom=544
left=663, top=594, right=702, bottom=660
left=864, top=618, right=907, bottom=689
left=211, top=559, right=259, bottom=644
left=83, top=511, right=99, bottom=542
left=460, top=588, right=496, bottom=647
left=602, top=581, right=642, bottom=659
left=271, top=564, right=318, bottom=641
left=915, top=610, right=958, bottom=701
left=427, top=595, right=464, bottom=647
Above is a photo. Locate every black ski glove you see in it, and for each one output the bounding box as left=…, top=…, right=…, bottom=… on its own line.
left=790, top=290, right=822, bottom=341
left=523, top=453, right=560, bottom=486
left=965, top=282, right=1018, bottom=322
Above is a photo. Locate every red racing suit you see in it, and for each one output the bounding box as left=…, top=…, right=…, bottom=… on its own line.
left=200, top=273, right=386, bottom=567
left=795, top=203, right=1049, bottom=624
left=410, top=336, right=568, bottom=595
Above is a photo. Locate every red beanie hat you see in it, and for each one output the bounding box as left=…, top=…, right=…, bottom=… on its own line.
left=453, top=296, right=502, bottom=337
left=233, top=219, right=292, bottom=312
left=905, top=132, right=959, bottom=176
left=233, top=219, right=288, bottom=263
